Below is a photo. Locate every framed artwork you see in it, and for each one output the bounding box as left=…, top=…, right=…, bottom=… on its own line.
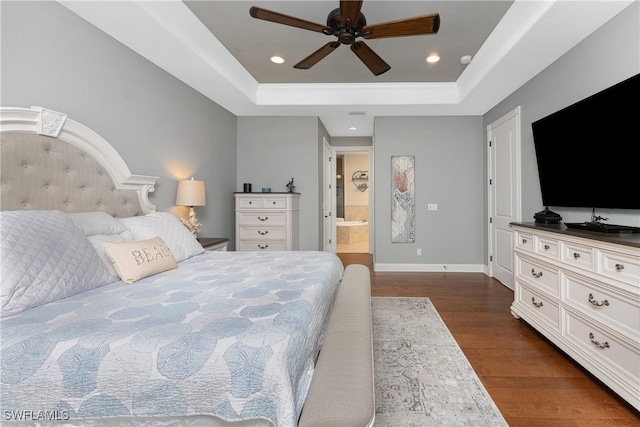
left=391, top=155, right=415, bottom=243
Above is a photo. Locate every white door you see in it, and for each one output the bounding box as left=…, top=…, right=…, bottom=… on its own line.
left=488, top=107, right=521, bottom=289
left=323, top=139, right=335, bottom=252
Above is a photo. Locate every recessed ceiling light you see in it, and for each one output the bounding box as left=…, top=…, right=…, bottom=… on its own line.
left=349, top=126, right=358, bottom=131
left=426, top=54, right=440, bottom=63
left=270, top=56, right=285, bottom=64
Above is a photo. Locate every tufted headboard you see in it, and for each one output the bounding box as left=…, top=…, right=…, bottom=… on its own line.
left=0, top=106, right=158, bottom=216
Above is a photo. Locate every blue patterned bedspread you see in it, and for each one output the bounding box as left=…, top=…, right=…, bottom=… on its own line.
left=1, top=251, right=344, bottom=426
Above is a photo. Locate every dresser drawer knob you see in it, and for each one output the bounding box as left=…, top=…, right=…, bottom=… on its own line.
left=544, top=244, right=550, bottom=250
left=258, top=244, right=269, bottom=249
left=531, top=297, right=543, bottom=308
left=588, top=293, right=609, bottom=307
left=615, top=263, right=624, bottom=271
left=573, top=252, right=580, bottom=259
left=530, top=268, right=543, bottom=278
left=589, top=332, right=609, bottom=349
left=257, top=230, right=268, bottom=235
left=258, top=216, right=268, bottom=221
left=522, top=238, right=527, bottom=244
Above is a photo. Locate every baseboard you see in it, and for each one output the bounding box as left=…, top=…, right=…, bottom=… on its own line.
left=373, top=263, right=486, bottom=272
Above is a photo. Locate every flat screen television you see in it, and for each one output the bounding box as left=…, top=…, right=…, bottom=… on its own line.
left=531, top=73, right=640, bottom=210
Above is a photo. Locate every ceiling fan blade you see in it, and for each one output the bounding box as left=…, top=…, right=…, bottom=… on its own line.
left=249, top=6, right=332, bottom=34
left=294, top=42, right=341, bottom=69
left=361, top=13, right=440, bottom=39
left=340, top=0, right=363, bottom=26
left=350, top=41, right=391, bottom=76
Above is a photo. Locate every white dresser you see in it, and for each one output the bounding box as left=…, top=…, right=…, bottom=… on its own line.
left=235, top=193, right=300, bottom=251
left=511, top=223, right=640, bottom=410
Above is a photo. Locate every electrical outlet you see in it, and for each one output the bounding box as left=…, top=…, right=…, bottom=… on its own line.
left=417, top=248, right=422, bottom=256
left=428, top=204, right=438, bottom=211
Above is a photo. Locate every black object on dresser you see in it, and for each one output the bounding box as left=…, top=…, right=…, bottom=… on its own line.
left=534, top=207, right=562, bottom=224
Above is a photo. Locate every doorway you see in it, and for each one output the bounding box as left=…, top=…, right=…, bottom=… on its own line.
left=335, top=151, right=371, bottom=254
left=487, top=106, right=521, bottom=289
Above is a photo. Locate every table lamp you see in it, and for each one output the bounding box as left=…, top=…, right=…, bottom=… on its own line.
left=176, top=177, right=206, bottom=236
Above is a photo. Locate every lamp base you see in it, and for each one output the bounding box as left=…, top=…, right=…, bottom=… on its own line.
left=180, top=207, right=202, bottom=237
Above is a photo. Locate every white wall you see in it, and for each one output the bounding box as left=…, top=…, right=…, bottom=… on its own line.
left=1, top=0, right=238, bottom=242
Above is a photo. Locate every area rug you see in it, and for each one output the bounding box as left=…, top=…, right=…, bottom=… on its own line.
left=372, top=297, right=508, bottom=427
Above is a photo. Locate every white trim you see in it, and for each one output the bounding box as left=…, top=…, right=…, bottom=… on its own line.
left=374, top=263, right=485, bottom=273
left=0, top=106, right=158, bottom=213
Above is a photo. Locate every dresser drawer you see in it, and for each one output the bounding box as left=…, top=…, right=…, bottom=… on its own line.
left=236, top=197, right=287, bottom=209
left=517, top=283, right=560, bottom=331
left=561, top=241, right=594, bottom=272
left=535, top=236, right=559, bottom=261
left=261, top=197, right=287, bottom=209
left=596, top=248, right=640, bottom=287
left=238, top=227, right=286, bottom=240
left=237, top=197, right=266, bottom=208
left=238, top=241, right=287, bottom=251
left=516, top=255, right=560, bottom=296
left=565, top=273, right=639, bottom=340
left=565, top=312, right=640, bottom=384
left=515, top=230, right=534, bottom=252
left=237, top=212, right=286, bottom=225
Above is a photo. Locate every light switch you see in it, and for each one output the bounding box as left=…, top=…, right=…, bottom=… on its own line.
left=428, top=204, right=438, bottom=211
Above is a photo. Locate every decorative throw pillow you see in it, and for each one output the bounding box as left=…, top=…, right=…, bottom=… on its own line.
left=119, top=212, right=204, bottom=262
left=0, top=210, right=115, bottom=317
left=104, top=236, right=178, bottom=283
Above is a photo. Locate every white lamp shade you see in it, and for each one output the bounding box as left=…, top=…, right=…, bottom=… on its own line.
left=176, top=178, right=206, bottom=206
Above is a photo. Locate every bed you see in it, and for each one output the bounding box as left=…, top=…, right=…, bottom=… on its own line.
left=0, top=107, right=374, bottom=427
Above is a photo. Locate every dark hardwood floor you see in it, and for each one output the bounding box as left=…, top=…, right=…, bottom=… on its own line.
left=337, top=253, right=640, bottom=427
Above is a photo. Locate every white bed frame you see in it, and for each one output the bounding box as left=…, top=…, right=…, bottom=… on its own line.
left=0, top=106, right=375, bottom=427
left=1, top=106, right=157, bottom=215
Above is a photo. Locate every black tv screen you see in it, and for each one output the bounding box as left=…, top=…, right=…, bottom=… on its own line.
left=531, top=73, right=640, bottom=210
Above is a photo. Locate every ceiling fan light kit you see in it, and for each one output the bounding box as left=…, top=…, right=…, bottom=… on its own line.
left=249, top=0, right=440, bottom=76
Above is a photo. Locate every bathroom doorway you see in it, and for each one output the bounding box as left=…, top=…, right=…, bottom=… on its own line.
left=336, top=151, right=370, bottom=254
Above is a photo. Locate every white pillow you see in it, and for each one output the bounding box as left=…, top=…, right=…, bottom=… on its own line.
left=104, top=236, right=178, bottom=284
left=0, top=210, right=115, bottom=317
left=120, top=212, right=204, bottom=262
left=66, top=211, right=135, bottom=280
left=67, top=211, right=129, bottom=236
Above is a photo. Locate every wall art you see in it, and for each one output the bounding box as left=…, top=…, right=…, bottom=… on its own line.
left=391, top=155, right=415, bottom=243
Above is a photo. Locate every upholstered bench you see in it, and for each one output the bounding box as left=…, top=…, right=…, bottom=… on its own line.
left=298, top=264, right=374, bottom=427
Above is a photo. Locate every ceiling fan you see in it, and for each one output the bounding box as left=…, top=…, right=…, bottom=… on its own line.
left=249, top=1, right=440, bottom=76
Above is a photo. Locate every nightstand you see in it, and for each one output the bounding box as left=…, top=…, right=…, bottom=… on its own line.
left=197, top=237, right=230, bottom=251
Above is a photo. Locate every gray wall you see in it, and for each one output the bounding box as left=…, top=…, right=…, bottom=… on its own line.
left=331, top=137, right=373, bottom=146
left=237, top=116, right=322, bottom=250
left=4, top=1, right=638, bottom=262
left=373, top=116, right=485, bottom=266
left=1, top=1, right=238, bottom=242
left=483, top=1, right=640, bottom=239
